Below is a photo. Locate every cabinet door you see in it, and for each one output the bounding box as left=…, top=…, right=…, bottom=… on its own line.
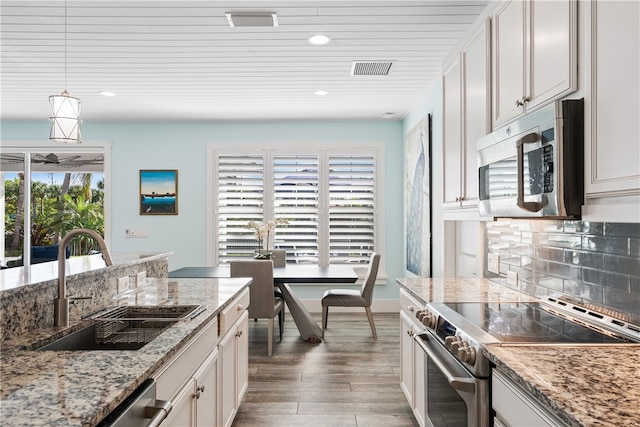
left=235, top=311, right=249, bottom=405
left=161, top=378, right=195, bottom=427
left=399, top=310, right=415, bottom=405
left=583, top=0, right=640, bottom=220
left=194, top=349, right=218, bottom=427
left=412, top=335, right=426, bottom=427
left=442, top=57, right=463, bottom=208
left=492, top=0, right=526, bottom=125
left=218, top=326, right=236, bottom=427
left=461, top=19, right=490, bottom=208
left=527, top=0, right=577, bottom=111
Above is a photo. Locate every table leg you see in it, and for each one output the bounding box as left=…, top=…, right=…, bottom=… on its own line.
left=277, top=283, right=322, bottom=343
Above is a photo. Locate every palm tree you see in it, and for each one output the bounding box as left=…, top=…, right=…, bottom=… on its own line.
left=11, top=173, right=25, bottom=251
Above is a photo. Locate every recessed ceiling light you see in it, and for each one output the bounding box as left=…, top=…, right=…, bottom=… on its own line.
left=99, top=91, right=116, bottom=97
left=382, top=112, right=396, bottom=119
left=314, top=90, right=328, bottom=96
left=308, top=34, right=331, bottom=45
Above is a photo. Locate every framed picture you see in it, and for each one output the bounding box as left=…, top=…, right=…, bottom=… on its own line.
left=139, top=169, right=178, bottom=215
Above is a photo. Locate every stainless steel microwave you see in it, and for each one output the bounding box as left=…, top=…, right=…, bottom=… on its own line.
left=477, top=99, right=584, bottom=218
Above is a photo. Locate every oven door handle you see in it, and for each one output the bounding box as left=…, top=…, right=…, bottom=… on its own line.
left=516, top=132, right=546, bottom=213
left=414, top=334, right=475, bottom=394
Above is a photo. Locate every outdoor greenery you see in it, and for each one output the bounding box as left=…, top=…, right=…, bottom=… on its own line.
left=4, top=173, right=104, bottom=257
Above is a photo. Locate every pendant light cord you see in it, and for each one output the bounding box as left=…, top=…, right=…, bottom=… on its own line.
left=64, top=0, right=67, bottom=90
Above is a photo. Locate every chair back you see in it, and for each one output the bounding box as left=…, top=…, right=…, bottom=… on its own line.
left=230, top=259, right=276, bottom=319
left=360, top=252, right=381, bottom=304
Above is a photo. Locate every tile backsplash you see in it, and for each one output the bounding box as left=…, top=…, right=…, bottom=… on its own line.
left=484, top=220, right=640, bottom=324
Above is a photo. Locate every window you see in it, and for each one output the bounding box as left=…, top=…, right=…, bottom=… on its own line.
left=1, top=147, right=107, bottom=269
left=211, top=145, right=381, bottom=266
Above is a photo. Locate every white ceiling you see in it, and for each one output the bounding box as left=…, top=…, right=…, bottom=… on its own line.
left=1, top=0, right=488, bottom=122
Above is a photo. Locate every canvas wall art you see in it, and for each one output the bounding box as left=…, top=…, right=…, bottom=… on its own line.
left=405, top=115, right=431, bottom=276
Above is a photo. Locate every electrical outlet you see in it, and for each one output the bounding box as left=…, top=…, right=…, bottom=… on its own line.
left=507, top=271, right=519, bottom=286
left=136, top=271, right=147, bottom=287
left=488, top=253, right=500, bottom=274
left=117, top=276, right=130, bottom=294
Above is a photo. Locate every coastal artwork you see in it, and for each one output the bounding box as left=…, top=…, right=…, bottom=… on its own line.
left=405, top=115, right=430, bottom=277
left=139, top=170, right=178, bottom=215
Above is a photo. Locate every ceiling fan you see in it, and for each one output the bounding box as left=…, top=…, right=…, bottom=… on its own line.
left=1, top=153, right=104, bottom=167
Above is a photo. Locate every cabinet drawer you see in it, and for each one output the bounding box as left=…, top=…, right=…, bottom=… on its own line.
left=154, top=317, right=218, bottom=400
left=219, top=288, right=250, bottom=336
left=492, top=370, right=566, bottom=427
left=400, top=289, right=426, bottom=329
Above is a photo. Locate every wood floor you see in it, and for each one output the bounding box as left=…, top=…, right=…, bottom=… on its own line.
left=232, top=312, right=419, bottom=427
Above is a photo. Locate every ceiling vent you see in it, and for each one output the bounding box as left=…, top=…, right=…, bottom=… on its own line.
left=226, top=12, right=278, bottom=27
left=350, top=61, right=394, bottom=76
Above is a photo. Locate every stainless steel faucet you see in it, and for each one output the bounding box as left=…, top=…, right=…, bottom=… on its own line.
left=54, top=228, right=113, bottom=327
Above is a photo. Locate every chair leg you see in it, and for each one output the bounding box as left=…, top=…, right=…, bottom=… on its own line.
left=268, top=318, right=274, bottom=356
left=321, top=305, right=328, bottom=339
left=365, top=306, right=377, bottom=339
left=278, top=310, right=284, bottom=341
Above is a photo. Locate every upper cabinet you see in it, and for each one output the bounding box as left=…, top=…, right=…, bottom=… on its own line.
left=492, top=0, right=578, bottom=127
left=582, top=0, right=640, bottom=222
left=442, top=19, right=490, bottom=218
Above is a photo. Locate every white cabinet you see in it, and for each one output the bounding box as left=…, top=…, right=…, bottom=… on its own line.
left=155, top=317, right=219, bottom=427
left=442, top=19, right=490, bottom=217
left=399, top=289, right=426, bottom=427
left=161, top=349, right=218, bottom=427
left=194, top=349, right=219, bottom=426
left=492, top=370, right=568, bottom=427
left=218, top=292, right=249, bottom=427
left=492, top=0, right=577, bottom=127
left=582, top=0, right=640, bottom=222
left=154, top=287, right=250, bottom=427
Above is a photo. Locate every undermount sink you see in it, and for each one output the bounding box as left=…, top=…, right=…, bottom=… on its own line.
left=37, top=304, right=205, bottom=351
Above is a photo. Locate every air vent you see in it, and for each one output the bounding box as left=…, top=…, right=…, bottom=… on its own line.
left=350, top=61, right=394, bottom=76
left=226, top=12, right=278, bottom=27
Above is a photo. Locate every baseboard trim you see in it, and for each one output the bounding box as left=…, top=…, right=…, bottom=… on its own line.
left=289, top=299, right=399, bottom=314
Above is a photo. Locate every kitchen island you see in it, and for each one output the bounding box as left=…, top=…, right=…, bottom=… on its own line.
left=0, top=277, right=251, bottom=426
left=397, top=277, right=640, bottom=427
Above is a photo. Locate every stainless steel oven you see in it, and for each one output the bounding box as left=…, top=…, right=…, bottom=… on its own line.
left=411, top=296, right=640, bottom=427
left=414, top=332, right=489, bottom=427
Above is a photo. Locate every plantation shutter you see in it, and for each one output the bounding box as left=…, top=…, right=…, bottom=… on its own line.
left=273, top=155, right=319, bottom=264
left=328, top=154, right=375, bottom=264
left=217, top=154, right=264, bottom=262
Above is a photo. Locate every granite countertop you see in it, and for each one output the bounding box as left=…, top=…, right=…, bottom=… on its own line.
left=0, top=276, right=250, bottom=427
left=485, top=345, right=640, bottom=427
left=396, top=277, right=538, bottom=305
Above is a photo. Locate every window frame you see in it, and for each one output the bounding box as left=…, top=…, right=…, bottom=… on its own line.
left=207, top=141, right=385, bottom=268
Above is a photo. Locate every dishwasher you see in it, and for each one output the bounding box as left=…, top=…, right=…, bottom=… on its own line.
left=97, top=379, right=172, bottom=427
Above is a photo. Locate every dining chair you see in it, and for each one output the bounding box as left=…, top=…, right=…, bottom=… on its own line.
left=321, top=252, right=381, bottom=339
left=230, top=259, right=284, bottom=356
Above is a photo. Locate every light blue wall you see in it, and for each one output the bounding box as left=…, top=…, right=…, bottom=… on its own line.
left=2, top=119, right=405, bottom=301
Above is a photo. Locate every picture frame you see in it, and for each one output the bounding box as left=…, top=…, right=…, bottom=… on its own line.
left=139, top=169, right=178, bottom=215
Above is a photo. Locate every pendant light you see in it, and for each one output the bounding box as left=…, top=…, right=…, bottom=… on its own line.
left=49, top=0, right=82, bottom=143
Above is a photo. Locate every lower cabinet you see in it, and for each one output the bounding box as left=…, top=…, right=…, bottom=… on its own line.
left=218, top=310, right=249, bottom=427
left=399, top=290, right=426, bottom=427
left=154, top=288, right=250, bottom=427
left=492, top=370, right=567, bottom=427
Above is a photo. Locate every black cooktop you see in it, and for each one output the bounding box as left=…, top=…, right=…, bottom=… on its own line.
left=442, top=301, right=631, bottom=344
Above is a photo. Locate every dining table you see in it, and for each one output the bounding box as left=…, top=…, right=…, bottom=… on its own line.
left=169, top=264, right=359, bottom=342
